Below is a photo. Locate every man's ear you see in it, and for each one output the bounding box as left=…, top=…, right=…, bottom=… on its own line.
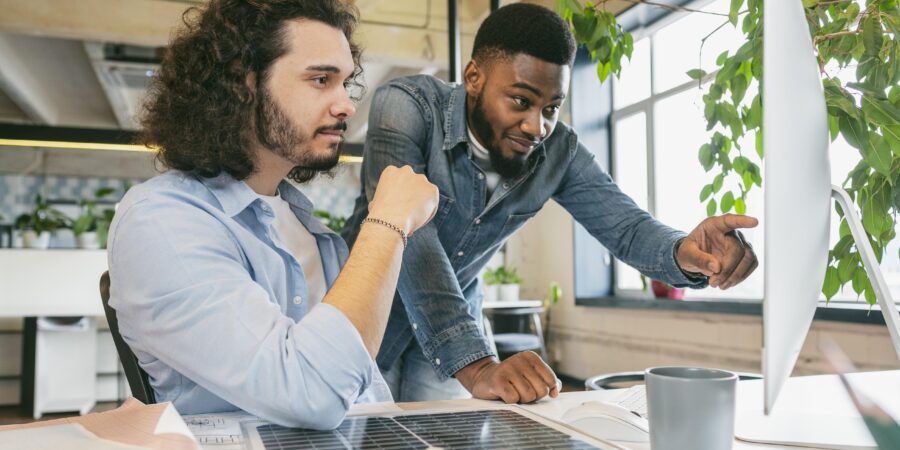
left=246, top=71, right=257, bottom=93
left=464, top=60, right=484, bottom=97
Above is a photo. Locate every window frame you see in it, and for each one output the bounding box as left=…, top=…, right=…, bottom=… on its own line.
left=571, top=0, right=893, bottom=324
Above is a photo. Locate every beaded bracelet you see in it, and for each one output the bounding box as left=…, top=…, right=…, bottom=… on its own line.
left=362, top=217, right=408, bottom=249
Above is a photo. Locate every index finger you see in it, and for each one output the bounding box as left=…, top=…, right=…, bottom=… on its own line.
left=714, top=214, right=759, bottom=232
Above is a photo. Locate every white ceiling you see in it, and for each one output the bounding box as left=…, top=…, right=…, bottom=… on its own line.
left=0, top=0, right=631, bottom=143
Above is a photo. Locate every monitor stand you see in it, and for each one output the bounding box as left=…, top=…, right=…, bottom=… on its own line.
left=831, top=185, right=900, bottom=359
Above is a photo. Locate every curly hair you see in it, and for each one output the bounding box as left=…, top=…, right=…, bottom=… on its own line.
left=472, top=3, right=575, bottom=67
left=141, top=0, right=363, bottom=183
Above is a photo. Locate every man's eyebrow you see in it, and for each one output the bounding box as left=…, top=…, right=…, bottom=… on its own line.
left=305, top=65, right=342, bottom=73
left=512, top=82, right=565, bottom=101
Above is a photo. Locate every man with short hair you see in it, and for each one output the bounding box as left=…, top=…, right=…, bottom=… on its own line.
left=343, top=3, right=758, bottom=403
left=108, top=0, right=438, bottom=429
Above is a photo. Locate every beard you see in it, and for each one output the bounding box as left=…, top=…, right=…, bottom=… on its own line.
left=255, top=83, right=343, bottom=183
left=470, top=94, right=529, bottom=179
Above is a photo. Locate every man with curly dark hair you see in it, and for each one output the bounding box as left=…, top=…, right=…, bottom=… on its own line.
left=107, top=0, right=439, bottom=429
left=343, top=3, right=759, bottom=403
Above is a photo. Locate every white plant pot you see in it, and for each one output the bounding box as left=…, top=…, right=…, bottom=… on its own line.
left=22, top=230, right=51, bottom=249
left=76, top=232, right=101, bottom=250
left=499, top=284, right=520, bottom=302
left=483, top=284, right=499, bottom=303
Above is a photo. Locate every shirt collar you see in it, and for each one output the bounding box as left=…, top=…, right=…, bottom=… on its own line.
left=200, top=173, right=314, bottom=218
left=442, top=83, right=470, bottom=152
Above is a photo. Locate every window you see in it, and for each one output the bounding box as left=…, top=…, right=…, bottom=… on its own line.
left=606, top=0, right=900, bottom=302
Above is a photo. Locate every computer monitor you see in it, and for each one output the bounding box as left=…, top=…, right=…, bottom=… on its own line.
left=762, top=0, right=900, bottom=415
left=761, top=0, right=833, bottom=414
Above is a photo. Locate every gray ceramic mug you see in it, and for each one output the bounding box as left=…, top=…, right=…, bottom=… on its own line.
left=645, top=367, right=737, bottom=450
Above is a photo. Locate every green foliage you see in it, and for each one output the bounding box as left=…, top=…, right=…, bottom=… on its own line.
left=549, top=281, right=563, bottom=305
left=14, top=194, right=70, bottom=234
left=556, top=0, right=633, bottom=82
left=558, top=0, right=899, bottom=304
left=483, top=266, right=523, bottom=285
left=73, top=187, right=119, bottom=248
left=312, top=210, right=347, bottom=233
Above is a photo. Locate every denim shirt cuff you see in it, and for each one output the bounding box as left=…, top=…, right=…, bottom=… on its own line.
left=421, top=321, right=494, bottom=380
left=661, top=234, right=709, bottom=289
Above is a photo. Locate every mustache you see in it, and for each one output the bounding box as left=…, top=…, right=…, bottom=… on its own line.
left=316, top=121, right=347, bottom=133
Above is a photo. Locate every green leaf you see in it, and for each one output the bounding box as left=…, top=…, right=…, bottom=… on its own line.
left=733, top=156, right=750, bottom=174
left=861, top=96, right=900, bottom=126
left=731, top=73, right=749, bottom=104
left=851, top=267, right=866, bottom=295
left=687, top=69, right=708, bottom=80
left=755, top=130, right=764, bottom=158
left=882, top=124, right=900, bottom=154
left=801, top=0, right=818, bottom=8
left=864, top=278, right=877, bottom=305
left=839, top=114, right=869, bottom=150
left=862, top=16, right=884, bottom=58
left=716, top=51, right=729, bottom=66
left=743, top=171, right=754, bottom=190
left=837, top=253, right=858, bottom=283
left=700, top=184, right=713, bottom=202
left=721, top=191, right=735, bottom=213
left=864, top=134, right=893, bottom=176
left=707, top=198, right=717, bottom=217
left=839, top=219, right=851, bottom=238
left=862, top=189, right=889, bottom=236
left=828, top=115, right=840, bottom=141
left=713, top=174, right=724, bottom=192
left=597, top=61, right=611, bottom=82
left=699, top=143, right=715, bottom=171
left=822, top=266, right=840, bottom=300
left=833, top=234, right=854, bottom=258
left=735, top=197, right=746, bottom=214
left=729, top=0, right=741, bottom=25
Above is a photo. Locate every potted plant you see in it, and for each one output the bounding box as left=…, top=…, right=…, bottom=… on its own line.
left=650, top=279, right=686, bottom=300
left=482, top=268, right=500, bottom=303
left=312, top=210, right=347, bottom=233
left=494, top=266, right=523, bottom=302
left=14, top=194, right=70, bottom=249
left=73, top=187, right=117, bottom=249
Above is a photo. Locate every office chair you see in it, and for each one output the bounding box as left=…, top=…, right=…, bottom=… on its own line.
left=99, top=271, right=156, bottom=404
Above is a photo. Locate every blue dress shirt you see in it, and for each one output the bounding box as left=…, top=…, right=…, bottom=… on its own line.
left=107, top=170, right=386, bottom=430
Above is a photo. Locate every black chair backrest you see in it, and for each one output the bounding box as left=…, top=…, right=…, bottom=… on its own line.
left=100, top=271, right=156, bottom=404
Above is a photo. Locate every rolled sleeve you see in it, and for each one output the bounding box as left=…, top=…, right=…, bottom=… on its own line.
left=294, top=303, right=375, bottom=404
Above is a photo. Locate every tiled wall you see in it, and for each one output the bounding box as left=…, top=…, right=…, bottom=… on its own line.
left=0, top=166, right=362, bottom=232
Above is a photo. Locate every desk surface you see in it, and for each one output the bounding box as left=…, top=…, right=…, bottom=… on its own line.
left=345, top=370, right=900, bottom=450
left=482, top=300, right=543, bottom=309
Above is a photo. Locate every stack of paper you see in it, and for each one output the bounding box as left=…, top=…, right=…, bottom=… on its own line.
left=0, top=397, right=199, bottom=450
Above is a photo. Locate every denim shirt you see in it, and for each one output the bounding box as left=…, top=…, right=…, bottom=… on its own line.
left=108, top=171, right=388, bottom=429
left=343, top=75, right=706, bottom=381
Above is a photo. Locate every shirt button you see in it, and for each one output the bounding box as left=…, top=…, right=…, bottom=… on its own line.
left=434, top=358, right=441, bottom=366
left=457, top=251, right=464, bottom=257
left=502, top=182, right=510, bottom=189
left=477, top=173, right=485, bottom=180
left=474, top=219, right=481, bottom=225
left=412, top=323, right=418, bottom=331
left=293, top=296, right=302, bottom=305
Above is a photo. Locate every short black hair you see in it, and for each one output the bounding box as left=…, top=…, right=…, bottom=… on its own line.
left=471, top=3, right=575, bottom=67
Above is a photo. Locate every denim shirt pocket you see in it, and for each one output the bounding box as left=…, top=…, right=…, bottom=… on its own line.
left=431, top=193, right=456, bottom=229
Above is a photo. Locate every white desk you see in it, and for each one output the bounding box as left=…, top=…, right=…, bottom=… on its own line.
left=0, top=249, right=107, bottom=317
left=344, top=370, right=900, bottom=450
